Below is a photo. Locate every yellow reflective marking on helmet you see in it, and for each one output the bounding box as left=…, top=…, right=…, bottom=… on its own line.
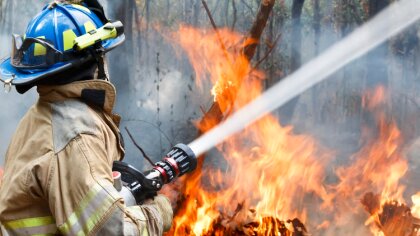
left=84, top=21, right=97, bottom=34
left=34, top=36, right=47, bottom=56
left=71, top=4, right=91, bottom=13
left=63, top=29, right=77, bottom=51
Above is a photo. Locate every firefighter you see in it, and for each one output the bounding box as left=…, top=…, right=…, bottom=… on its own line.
left=0, top=1, right=173, bottom=235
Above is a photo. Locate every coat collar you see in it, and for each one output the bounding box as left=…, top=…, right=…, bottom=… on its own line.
left=37, top=80, right=117, bottom=114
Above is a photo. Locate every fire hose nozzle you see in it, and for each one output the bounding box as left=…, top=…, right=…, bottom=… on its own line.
left=112, top=143, right=197, bottom=204
left=153, top=143, right=197, bottom=184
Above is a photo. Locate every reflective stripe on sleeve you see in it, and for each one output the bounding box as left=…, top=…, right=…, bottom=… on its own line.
left=141, top=228, right=149, bottom=236
left=3, top=216, right=57, bottom=236
left=58, top=183, right=116, bottom=236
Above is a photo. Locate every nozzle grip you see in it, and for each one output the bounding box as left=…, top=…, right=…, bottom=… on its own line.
left=112, top=144, right=197, bottom=204
left=112, top=161, right=163, bottom=204
left=169, top=143, right=197, bottom=176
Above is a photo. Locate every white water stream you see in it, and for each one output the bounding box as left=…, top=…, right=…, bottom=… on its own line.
left=188, top=0, right=420, bottom=156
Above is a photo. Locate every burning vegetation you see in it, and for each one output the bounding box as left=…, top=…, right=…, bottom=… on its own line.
left=158, top=22, right=420, bottom=236
left=361, top=192, right=420, bottom=236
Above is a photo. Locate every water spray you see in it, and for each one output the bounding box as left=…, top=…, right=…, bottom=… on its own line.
left=188, top=0, right=420, bottom=156
left=113, top=0, right=420, bottom=204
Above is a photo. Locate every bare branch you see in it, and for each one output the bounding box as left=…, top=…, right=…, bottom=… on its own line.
left=201, top=0, right=231, bottom=62
left=124, top=127, right=155, bottom=166
left=253, top=33, right=281, bottom=69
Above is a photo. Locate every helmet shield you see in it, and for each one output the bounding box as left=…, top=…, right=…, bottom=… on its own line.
left=11, top=35, right=62, bottom=69
left=11, top=34, right=81, bottom=70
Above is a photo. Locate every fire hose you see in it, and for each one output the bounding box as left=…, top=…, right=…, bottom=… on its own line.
left=112, top=144, right=197, bottom=205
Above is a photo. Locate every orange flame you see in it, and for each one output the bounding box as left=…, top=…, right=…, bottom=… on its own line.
left=331, top=117, right=406, bottom=208
left=320, top=87, right=410, bottom=235
left=165, top=25, right=417, bottom=235
left=174, top=25, right=263, bottom=115
left=167, top=25, right=330, bottom=235
left=412, top=193, right=420, bottom=218
left=169, top=115, right=330, bottom=235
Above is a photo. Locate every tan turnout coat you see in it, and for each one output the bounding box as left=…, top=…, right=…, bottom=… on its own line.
left=0, top=80, right=165, bottom=235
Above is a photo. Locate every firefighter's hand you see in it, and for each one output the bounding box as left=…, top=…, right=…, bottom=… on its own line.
left=144, top=194, right=173, bottom=232
left=154, top=195, right=173, bottom=232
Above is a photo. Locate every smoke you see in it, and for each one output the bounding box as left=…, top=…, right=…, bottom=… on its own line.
left=116, top=63, right=206, bottom=168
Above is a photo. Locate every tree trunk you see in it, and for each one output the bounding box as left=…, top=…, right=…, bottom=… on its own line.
left=243, top=0, right=277, bottom=61
left=313, top=0, right=320, bottom=55
left=224, top=0, right=230, bottom=26
left=366, top=0, right=389, bottom=88
left=368, top=0, right=389, bottom=17
left=264, top=12, right=275, bottom=89
left=339, top=0, right=351, bottom=37
left=166, top=0, right=170, bottom=21
left=110, top=0, right=136, bottom=97
left=290, top=0, right=305, bottom=72
left=311, top=0, right=321, bottom=123
left=193, top=0, right=201, bottom=26
left=145, top=0, right=151, bottom=68
left=199, top=0, right=276, bottom=134
left=280, top=0, right=305, bottom=124
left=231, top=0, right=237, bottom=30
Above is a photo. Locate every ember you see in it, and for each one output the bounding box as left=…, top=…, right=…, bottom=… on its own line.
left=174, top=205, right=310, bottom=236
left=201, top=216, right=309, bottom=236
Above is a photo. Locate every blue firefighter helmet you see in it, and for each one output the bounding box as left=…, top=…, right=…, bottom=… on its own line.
left=0, top=2, right=125, bottom=88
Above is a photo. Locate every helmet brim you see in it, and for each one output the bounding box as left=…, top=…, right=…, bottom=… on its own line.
left=0, top=35, right=125, bottom=86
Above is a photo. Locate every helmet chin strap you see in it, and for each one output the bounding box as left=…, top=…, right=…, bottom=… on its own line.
left=90, top=42, right=109, bottom=81
left=95, top=56, right=109, bottom=81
